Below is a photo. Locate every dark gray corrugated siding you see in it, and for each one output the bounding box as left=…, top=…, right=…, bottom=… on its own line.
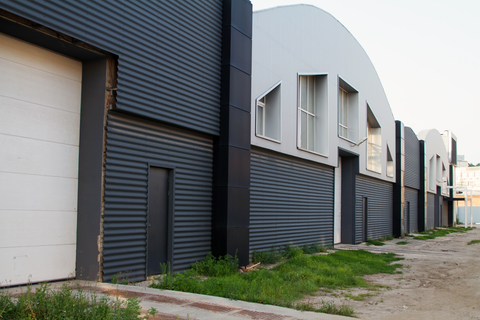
left=405, top=187, right=418, bottom=233
left=103, top=113, right=213, bottom=282
left=0, top=0, right=223, bottom=135
left=427, top=193, right=435, bottom=230
left=250, top=149, right=334, bottom=253
left=404, top=127, right=420, bottom=190
left=356, top=175, right=393, bottom=242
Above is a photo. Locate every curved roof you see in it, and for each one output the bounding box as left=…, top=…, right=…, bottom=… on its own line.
left=251, top=4, right=396, bottom=181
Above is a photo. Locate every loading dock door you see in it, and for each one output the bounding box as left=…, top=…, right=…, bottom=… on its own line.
left=0, top=33, right=82, bottom=286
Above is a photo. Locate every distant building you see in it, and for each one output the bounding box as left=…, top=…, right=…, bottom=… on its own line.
left=457, top=165, right=480, bottom=188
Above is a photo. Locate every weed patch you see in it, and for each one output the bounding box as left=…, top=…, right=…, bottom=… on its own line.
left=296, top=301, right=354, bottom=317
left=343, top=292, right=378, bottom=301
left=414, top=227, right=473, bottom=240
left=151, top=250, right=403, bottom=316
left=396, top=241, right=409, bottom=245
left=0, top=283, right=157, bottom=320
left=467, top=239, right=480, bottom=245
left=366, top=235, right=395, bottom=246
left=190, top=252, right=238, bottom=277
left=366, top=239, right=385, bottom=246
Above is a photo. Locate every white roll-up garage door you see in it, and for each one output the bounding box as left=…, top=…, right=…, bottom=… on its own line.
left=0, top=33, right=82, bottom=286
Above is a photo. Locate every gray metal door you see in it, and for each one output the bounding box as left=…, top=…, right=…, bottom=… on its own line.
left=427, top=193, right=435, bottom=230
left=405, top=187, right=418, bottom=232
left=404, top=202, right=410, bottom=234
left=147, top=167, right=169, bottom=275
left=435, top=186, right=441, bottom=227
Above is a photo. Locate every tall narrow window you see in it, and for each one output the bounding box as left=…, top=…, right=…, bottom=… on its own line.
left=297, top=74, right=328, bottom=155
left=429, top=156, right=436, bottom=191
left=255, top=83, right=281, bottom=141
left=366, top=104, right=381, bottom=172
left=299, top=76, right=315, bottom=151
left=338, top=87, right=348, bottom=138
left=386, top=145, right=394, bottom=177
left=256, top=96, right=265, bottom=136
left=338, top=78, right=359, bottom=142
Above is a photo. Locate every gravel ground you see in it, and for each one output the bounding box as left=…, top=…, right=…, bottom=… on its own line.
left=302, top=226, right=480, bottom=319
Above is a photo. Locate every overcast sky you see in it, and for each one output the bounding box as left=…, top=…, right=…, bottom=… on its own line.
left=251, top=0, right=480, bottom=164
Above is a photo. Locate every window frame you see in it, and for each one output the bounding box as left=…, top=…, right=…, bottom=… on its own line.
left=386, top=144, right=394, bottom=177
left=337, top=77, right=359, bottom=144
left=256, top=96, right=266, bottom=137
left=296, top=73, right=329, bottom=157
left=366, top=104, right=382, bottom=174
left=338, top=87, right=349, bottom=139
left=298, top=75, right=316, bottom=151
left=255, top=81, right=282, bottom=143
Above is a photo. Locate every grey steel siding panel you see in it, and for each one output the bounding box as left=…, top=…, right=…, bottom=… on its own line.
left=427, top=193, right=435, bottom=230
left=250, top=149, right=334, bottom=253
left=405, top=187, right=418, bottom=233
left=404, top=127, right=420, bottom=190
left=356, top=176, right=393, bottom=242
left=103, top=113, right=213, bottom=282
left=0, top=0, right=223, bottom=135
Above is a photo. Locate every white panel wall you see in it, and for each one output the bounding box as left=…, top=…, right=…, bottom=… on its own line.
left=251, top=5, right=396, bottom=182
left=0, top=33, right=82, bottom=286
left=417, top=128, right=450, bottom=196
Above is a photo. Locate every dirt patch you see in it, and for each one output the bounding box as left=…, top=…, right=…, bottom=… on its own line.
left=303, top=227, right=480, bottom=319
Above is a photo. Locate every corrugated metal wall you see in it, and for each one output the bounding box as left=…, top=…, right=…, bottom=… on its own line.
left=427, top=193, right=435, bottom=230
left=356, top=175, right=393, bottom=242
left=404, top=127, right=420, bottom=190
left=0, top=0, right=223, bottom=135
left=405, top=187, right=418, bottom=233
left=102, top=113, right=213, bottom=282
left=250, top=149, right=334, bottom=253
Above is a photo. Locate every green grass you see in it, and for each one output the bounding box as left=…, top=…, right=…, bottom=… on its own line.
left=414, top=227, right=473, bottom=240
left=151, top=250, right=403, bottom=317
left=0, top=283, right=157, bottom=320
left=467, top=239, right=480, bottom=245
left=396, top=241, right=409, bottom=245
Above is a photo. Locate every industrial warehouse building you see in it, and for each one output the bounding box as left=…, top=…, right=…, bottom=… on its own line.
left=0, top=1, right=457, bottom=287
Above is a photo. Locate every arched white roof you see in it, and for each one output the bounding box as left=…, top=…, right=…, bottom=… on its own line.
left=251, top=4, right=395, bottom=181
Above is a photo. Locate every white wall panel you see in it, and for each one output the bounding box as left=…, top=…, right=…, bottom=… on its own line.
left=0, top=96, right=80, bottom=145
left=0, top=33, right=82, bottom=81
left=0, top=59, right=81, bottom=114
left=0, top=173, right=78, bottom=211
left=0, top=245, right=76, bottom=286
left=0, top=135, right=79, bottom=178
left=0, top=211, right=76, bottom=247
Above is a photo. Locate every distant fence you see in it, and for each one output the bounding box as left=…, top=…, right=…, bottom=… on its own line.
left=457, top=207, right=480, bottom=224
